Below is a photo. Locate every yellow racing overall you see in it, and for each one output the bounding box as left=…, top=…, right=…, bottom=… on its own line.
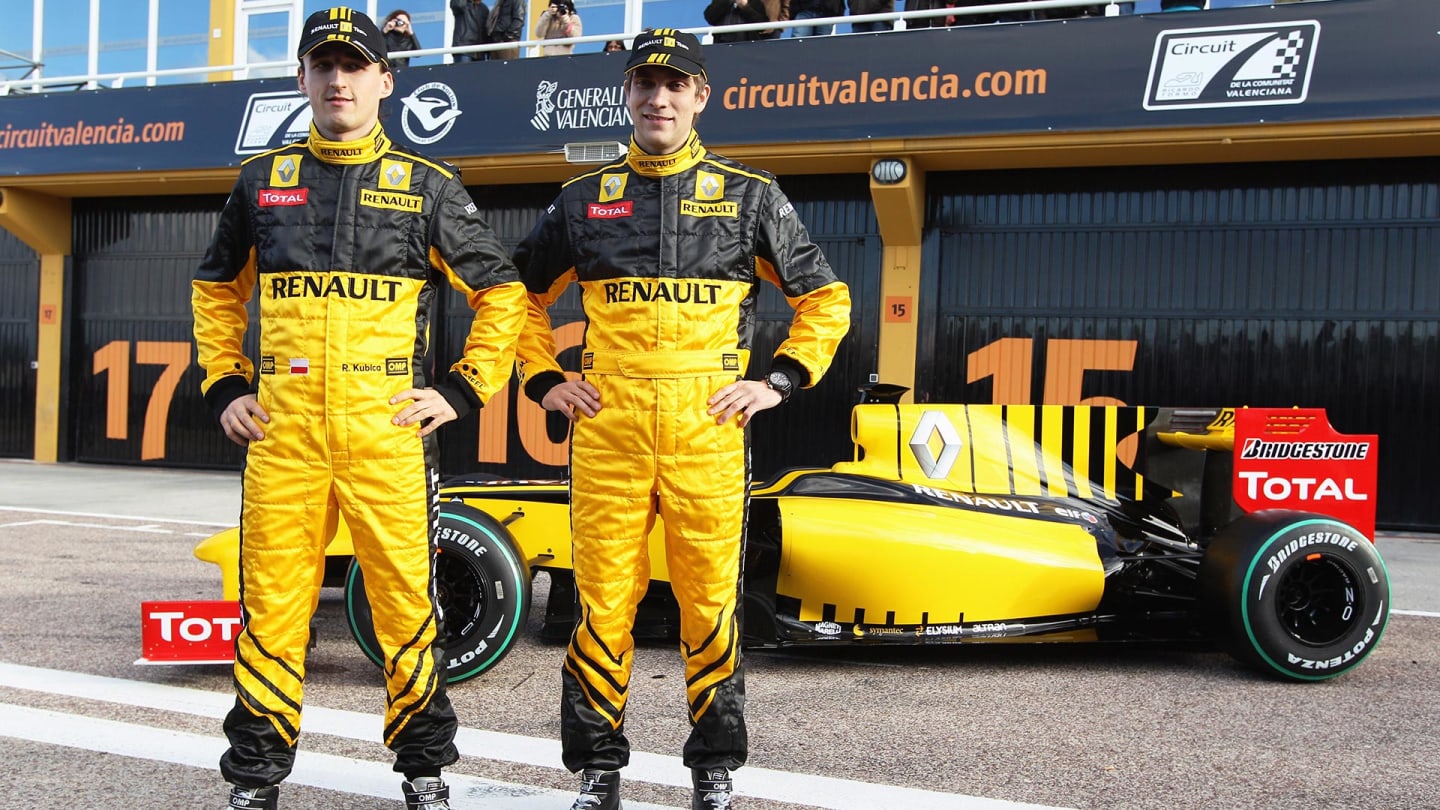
left=513, top=132, right=851, bottom=772
left=193, top=123, right=526, bottom=787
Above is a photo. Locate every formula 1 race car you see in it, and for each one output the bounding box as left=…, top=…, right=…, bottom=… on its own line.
left=150, top=395, right=1389, bottom=685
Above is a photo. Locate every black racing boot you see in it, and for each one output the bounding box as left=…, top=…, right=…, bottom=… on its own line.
left=691, top=767, right=734, bottom=810
left=570, top=768, right=622, bottom=810
left=401, top=776, right=452, bottom=810
left=226, top=784, right=278, bottom=810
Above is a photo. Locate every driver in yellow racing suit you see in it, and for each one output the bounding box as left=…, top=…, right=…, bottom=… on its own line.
left=191, top=9, right=525, bottom=810
left=512, top=29, right=851, bottom=810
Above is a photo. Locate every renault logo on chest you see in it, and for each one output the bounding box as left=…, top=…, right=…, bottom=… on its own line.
left=270, top=155, right=302, bottom=187
left=696, top=171, right=723, bottom=201
left=380, top=159, right=412, bottom=191
left=600, top=172, right=628, bottom=202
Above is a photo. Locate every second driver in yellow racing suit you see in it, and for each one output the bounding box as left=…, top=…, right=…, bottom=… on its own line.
left=512, top=29, right=851, bottom=810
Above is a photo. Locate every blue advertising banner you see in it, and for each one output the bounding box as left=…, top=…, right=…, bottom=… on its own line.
left=2, top=0, right=1437, bottom=178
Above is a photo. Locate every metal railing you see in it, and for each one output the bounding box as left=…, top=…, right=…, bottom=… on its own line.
left=2, top=0, right=1145, bottom=96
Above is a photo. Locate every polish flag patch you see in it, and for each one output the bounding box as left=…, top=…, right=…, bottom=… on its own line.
left=289, top=358, right=309, bottom=374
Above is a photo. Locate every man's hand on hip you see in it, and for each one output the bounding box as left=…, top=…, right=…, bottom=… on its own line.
left=391, top=388, right=459, bottom=437
left=542, top=379, right=602, bottom=421
left=709, top=379, right=782, bottom=427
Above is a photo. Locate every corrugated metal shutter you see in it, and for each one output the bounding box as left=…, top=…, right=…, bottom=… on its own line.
left=70, top=196, right=241, bottom=468
left=749, top=176, right=881, bottom=479
left=921, top=158, right=1440, bottom=530
left=437, top=183, right=564, bottom=478
left=0, top=229, right=38, bottom=458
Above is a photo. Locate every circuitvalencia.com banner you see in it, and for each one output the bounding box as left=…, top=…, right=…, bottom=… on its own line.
left=1, top=117, right=186, bottom=150
left=0, top=0, right=1436, bottom=178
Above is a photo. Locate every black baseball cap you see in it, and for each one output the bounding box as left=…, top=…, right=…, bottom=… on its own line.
left=624, top=29, right=706, bottom=80
left=297, top=7, right=389, bottom=66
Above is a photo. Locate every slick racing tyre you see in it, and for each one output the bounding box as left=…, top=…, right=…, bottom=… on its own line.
left=345, top=502, right=531, bottom=683
left=1199, top=510, right=1389, bottom=682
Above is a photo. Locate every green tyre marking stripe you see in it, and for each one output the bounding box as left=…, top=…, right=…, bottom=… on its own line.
left=345, top=565, right=384, bottom=667
left=1238, top=518, right=1388, bottom=681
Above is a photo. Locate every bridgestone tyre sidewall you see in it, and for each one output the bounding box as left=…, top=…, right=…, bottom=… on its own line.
left=344, top=503, right=531, bottom=683
left=1199, top=510, right=1389, bottom=682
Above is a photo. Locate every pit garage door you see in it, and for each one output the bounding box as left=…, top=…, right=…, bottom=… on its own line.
left=918, top=157, right=1440, bottom=531
left=0, top=229, right=38, bottom=458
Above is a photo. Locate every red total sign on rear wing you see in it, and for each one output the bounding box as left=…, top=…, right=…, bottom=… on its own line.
left=136, top=600, right=241, bottom=666
left=1232, top=409, right=1379, bottom=540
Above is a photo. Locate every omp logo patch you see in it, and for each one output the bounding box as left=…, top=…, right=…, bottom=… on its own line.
left=723, top=354, right=740, bottom=371
left=1143, top=21, right=1320, bottom=110
left=360, top=189, right=423, bottom=213
left=599, top=172, right=629, bottom=202
left=270, top=155, right=302, bottom=188
left=386, top=358, right=409, bottom=376
left=259, top=188, right=308, bottom=207
left=588, top=201, right=633, bottom=219
left=260, top=356, right=275, bottom=375
left=235, top=91, right=312, bottom=155
left=680, top=200, right=738, bottom=218
left=379, top=159, right=413, bottom=191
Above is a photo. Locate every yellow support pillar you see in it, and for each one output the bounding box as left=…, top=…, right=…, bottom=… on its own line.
left=868, top=158, right=925, bottom=403
left=0, top=187, right=73, bottom=462
left=209, top=0, right=237, bottom=82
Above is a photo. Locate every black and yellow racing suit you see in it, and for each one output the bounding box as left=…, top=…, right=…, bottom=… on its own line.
left=513, top=131, right=851, bottom=772
left=192, top=123, right=526, bottom=788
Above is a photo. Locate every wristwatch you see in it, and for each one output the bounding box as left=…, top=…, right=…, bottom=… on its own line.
left=764, top=369, right=795, bottom=402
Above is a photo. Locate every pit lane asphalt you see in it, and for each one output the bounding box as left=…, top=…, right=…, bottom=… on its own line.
left=1, top=459, right=1437, bottom=809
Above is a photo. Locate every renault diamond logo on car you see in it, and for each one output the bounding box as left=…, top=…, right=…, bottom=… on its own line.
left=909, top=411, right=963, bottom=480
left=1143, top=21, right=1320, bottom=110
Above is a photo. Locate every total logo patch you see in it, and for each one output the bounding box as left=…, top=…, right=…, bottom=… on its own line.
left=259, top=188, right=309, bottom=207
left=588, top=201, right=633, bottom=219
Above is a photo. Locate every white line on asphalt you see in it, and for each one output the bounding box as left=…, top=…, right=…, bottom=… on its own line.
left=0, top=504, right=233, bottom=527
left=0, top=662, right=1063, bottom=810
left=0, top=518, right=176, bottom=533
left=1392, top=609, right=1440, bottom=618
left=0, top=703, right=676, bottom=810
